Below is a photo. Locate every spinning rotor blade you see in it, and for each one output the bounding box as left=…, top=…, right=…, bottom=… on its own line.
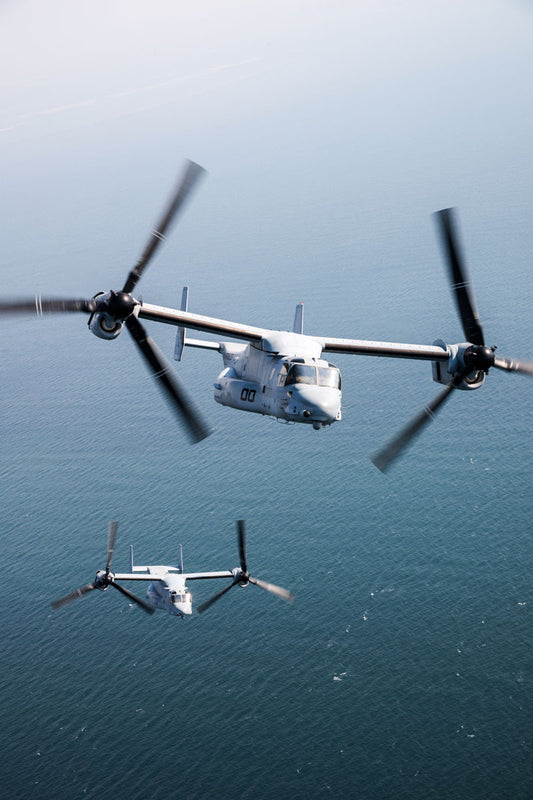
left=51, top=581, right=97, bottom=611
left=123, top=160, right=206, bottom=294
left=492, top=355, right=533, bottom=377
left=434, top=208, right=484, bottom=346
left=0, top=297, right=96, bottom=315
left=125, top=314, right=210, bottom=443
left=197, top=578, right=241, bottom=614
left=106, top=521, right=118, bottom=574
left=110, top=581, right=155, bottom=614
left=248, top=576, right=295, bottom=603
left=237, top=519, right=247, bottom=574
left=199, top=520, right=294, bottom=612
left=371, top=372, right=469, bottom=473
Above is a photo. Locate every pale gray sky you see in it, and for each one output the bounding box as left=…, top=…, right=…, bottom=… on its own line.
left=2, top=0, right=533, bottom=316
left=2, top=0, right=532, bottom=146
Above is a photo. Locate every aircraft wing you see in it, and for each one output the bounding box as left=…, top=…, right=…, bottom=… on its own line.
left=320, top=336, right=450, bottom=362
left=139, top=302, right=450, bottom=363
left=139, top=303, right=265, bottom=343
left=114, top=569, right=235, bottom=581
left=183, top=571, right=234, bottom=581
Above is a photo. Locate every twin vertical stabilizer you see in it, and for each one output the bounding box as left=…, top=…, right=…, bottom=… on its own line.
left=293, top=302, right=304, bottom=334
left=174, top=286, right=189, bottom=361
left=174, top=286, right=221, bottom=358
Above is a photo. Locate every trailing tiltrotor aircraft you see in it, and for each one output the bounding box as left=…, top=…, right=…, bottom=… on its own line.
left=2, top=161, right=532, bottom=469
left=51, top=520, right=294, bottom=619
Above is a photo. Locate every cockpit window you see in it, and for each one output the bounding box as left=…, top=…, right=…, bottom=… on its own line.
left=286, top=364, right=317, bottom=386
left=318, top=367, right=341, bottom=389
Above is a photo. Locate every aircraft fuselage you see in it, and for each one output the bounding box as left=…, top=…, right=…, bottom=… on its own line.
left=213, top=332, right=342, bottom=429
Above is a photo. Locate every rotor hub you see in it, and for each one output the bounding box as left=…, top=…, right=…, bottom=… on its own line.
left=104, top=291, right=136, bottom=320
left=464, top=345, right=495, bottom=373
left=233, top=567, right=249, bottom=587
left=95, top=569, right=112, bottom=590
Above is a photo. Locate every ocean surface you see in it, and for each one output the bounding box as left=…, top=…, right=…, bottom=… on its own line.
left=1, top=140, right=532, bottom=800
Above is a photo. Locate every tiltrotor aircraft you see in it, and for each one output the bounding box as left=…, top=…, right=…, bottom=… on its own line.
left=2, top=161, right=532, bottom=470
left=51, top=520, right=294, bottom=618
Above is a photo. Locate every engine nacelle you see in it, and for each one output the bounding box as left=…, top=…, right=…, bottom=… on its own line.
left=232, top=567, right=248, bottom=587
left=89, top=312, right=124, bottom=340
left=87, top=291, right=138, bottom=340
left=432, top=340, right=485, bottom=390
left=94, top=569, right=110, bottom=590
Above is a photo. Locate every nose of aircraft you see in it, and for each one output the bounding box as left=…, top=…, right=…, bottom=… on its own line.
left=286, top=385, right=341, bottom=425
left=176, top=600, right=193, bottom=616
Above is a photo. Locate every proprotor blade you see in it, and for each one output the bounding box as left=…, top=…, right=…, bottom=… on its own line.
left=106, top=521, right=118, bottom=574
left=125, top=314, right=210, bottom=443
left=197, top=578, right=240, bottom=614
left=110, top=581, right=155, bottom=614
left=434, top=208, right=484, bottom=346
left=123, top=160, right=206, bottom=294
left=493, top=355, right=533, bottom=376
left=237, top=520, right=247, bottom=574
left=371, top=378, right=461, bottom=472
left=248, top=576, right=295, bottom=603
left=0, top=297, right=96, bottom=315
left=51, top=581, right=97, bottom=610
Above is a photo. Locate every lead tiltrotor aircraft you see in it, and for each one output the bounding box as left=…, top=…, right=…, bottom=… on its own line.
left=51, top=520, right=294, bottom=618
left=2, top=161, right=532, bottom=470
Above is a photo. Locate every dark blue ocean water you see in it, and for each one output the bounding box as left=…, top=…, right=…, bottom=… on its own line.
left=1, top=131, right=532, bottom=800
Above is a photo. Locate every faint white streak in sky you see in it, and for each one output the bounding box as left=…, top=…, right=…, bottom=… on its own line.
left=0, top=58, right=261, bottom=134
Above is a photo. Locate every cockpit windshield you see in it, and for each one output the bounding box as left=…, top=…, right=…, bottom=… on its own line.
left=318, top=367, right=341, bottom=389
left=285, top=363, right=341, bottom=389
left=286, top=364, right=317, bottom=386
